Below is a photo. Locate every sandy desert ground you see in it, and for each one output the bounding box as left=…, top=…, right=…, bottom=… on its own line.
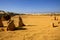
left=0, top=14, right=60, bottom=40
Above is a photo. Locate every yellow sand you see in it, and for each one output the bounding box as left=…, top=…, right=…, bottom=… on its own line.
left=0, top=14, right=60, bottom=40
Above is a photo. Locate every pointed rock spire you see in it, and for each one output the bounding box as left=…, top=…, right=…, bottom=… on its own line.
left=7, top=20, right=15, bottom=31
left=19, top=16, right=25, bottom=27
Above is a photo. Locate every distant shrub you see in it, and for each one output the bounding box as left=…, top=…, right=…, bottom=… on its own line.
left=20, top=14, right=26, bottom=15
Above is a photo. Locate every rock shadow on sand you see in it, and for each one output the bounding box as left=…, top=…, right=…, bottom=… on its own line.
left=14, top=27, right=27, bottom=30
left=26, top=25, right=37, bottom=26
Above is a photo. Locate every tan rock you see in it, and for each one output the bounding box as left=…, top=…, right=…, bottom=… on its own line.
left=7, top=20, right=15, bottom=31
left=19, top=17, right=25, bottom=27
left=0, top=18, right=3, bottom=27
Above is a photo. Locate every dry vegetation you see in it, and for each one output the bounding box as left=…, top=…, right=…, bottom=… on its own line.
left=0, top=11, right=60, bottom=40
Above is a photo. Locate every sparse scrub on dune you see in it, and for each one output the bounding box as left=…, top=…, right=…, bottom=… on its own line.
left=20, top=14, right=26, bottom=15
left=3, top=14, right=11, bottom=21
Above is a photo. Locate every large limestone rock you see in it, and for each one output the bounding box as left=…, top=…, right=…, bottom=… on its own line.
left=52, top=21, right=58, bottom=27
left=7, top=20, right=15, bottom=31
left=11, top=16, right=25, bottom=27
left=12, top=16, right=19, bottom=27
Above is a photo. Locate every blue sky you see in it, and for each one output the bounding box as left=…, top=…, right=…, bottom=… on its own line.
left=0, top=0, right=60, bottom=13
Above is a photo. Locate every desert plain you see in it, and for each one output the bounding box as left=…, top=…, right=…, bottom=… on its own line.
left=0, top=13, right=60, bottom=40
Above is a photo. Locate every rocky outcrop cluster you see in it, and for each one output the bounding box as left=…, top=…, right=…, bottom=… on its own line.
left=0, top=10, right=25, bottom=31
